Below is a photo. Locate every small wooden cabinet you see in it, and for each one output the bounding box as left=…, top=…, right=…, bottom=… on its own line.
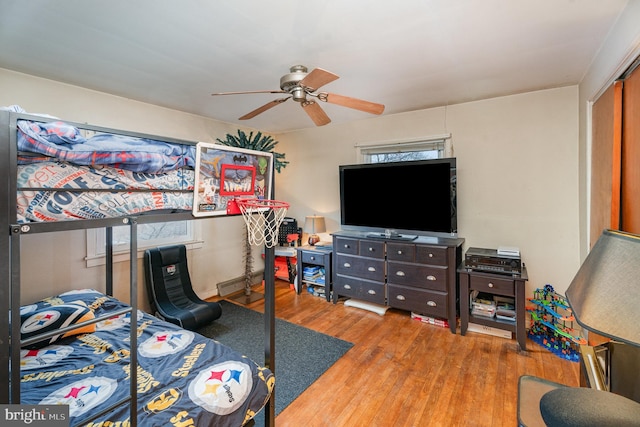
left=458, top=266, right=528, bottom=350
left=333, top=231, right=464, bottom=334
left=296, top=246, right=333, bottom=302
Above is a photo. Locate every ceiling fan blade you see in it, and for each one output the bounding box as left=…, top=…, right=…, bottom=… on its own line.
left=301, top=100, right=331, bottom=126
left=321, top=92, right=385, bottom=115
left=299, top=68, right=339, bottom=91
left=239, top=97, right=291, bottom=120
left=212, top=90, right=286, bottom=96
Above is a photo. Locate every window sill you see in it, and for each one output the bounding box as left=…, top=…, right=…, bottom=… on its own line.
left=85, top=240, right=204, bottom=268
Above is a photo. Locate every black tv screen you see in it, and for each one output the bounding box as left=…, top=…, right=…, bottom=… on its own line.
left=339, top=158, right=457, bottom=235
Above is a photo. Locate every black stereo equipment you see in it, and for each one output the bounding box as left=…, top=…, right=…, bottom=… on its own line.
left=464, top=247, right=522, bottom=275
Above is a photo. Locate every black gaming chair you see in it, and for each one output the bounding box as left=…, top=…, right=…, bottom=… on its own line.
left=144, top=245, right=221, bottom=330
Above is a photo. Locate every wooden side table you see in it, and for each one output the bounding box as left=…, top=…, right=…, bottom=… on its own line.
left=459, top=265, right=528, bottom=350
left=296, top=246, right=333, bottom=302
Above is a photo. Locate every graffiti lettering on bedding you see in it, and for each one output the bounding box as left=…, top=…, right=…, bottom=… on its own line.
left=123, top=364, right=160, bottom=393
left=77, top=334, right=112, bottom=354
left=57, top=169, right=90, bottom=187
left=171, top=343, right=206, bottom=378
left=79, top=205, right=108, bottom=218
left=21, top=364, right=95, bottom=382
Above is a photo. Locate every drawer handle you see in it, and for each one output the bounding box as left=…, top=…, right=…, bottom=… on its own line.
left=396, top=295, right=406, bottom=301
left=368, top=267, right=376, bottom=272
left=427, top=275, right=436, bottom=281
left=310, top=256, right=316, bottom=261
left=397, top=250, right=403, bottom=255
left=396, top=271, right=406, bottom=277
left=488, top=282, right=494, bottom=288
left=344, top=284, right=352, bottom=290
left=428, top=253, right=434, bottom=258
left=344, top=262, right=351, bottom=268
left=368, top=247, right=374, bottom=252
left=427, top=300, right=437, bottom=307
left=368, top=289, right=376, bottom=295
left=344, top=244, right=350, bottom=249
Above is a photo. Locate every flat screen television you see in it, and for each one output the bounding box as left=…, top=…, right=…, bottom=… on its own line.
left=339, top=158, right=457, bottom=238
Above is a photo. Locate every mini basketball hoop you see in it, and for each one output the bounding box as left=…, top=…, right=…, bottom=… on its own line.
left=236, top=198, right=290, bottom=248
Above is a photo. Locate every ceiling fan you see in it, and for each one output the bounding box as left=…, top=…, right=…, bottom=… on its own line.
left=211, top=65, right=385, bottom=126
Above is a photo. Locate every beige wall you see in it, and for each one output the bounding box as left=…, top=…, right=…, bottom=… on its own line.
left=278, top=87, right=580, bottom=298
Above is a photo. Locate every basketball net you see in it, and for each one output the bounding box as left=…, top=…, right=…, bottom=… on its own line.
left=236, top=198, right=289, bottom=248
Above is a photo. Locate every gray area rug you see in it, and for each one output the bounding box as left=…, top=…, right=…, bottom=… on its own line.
left=196, top=300, right=353, bottom=423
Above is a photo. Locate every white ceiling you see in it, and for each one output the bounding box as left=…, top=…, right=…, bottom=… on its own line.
left=0, top=0, right=629, bottom=133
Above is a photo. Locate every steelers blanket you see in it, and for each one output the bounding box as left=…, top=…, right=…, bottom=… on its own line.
left=19, top=290, right=274, bottom=427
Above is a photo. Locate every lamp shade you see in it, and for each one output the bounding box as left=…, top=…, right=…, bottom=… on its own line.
left=565, top=229, right=640, bottom=347
left=304, top=216, right=326, bottom=234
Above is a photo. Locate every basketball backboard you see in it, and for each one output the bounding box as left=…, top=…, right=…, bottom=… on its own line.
left=193, top=142, right=274, bottom=217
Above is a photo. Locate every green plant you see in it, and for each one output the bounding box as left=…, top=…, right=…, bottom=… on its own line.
left=216, top=130, right=288, bottom=173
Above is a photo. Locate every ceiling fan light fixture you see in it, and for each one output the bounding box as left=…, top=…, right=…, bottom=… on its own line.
left=291, top=87, right=306, bottom=102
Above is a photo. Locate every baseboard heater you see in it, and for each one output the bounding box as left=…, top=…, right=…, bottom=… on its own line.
left=217, top=270, right=264, bottom=297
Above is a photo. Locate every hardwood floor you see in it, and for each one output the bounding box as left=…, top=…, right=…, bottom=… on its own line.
left=221, top=280, right=580, bottom=426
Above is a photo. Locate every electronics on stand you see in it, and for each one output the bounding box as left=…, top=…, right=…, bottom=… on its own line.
left=278, top=217, right=301, bottom=246
left=464, top=247, right=522, bottom=276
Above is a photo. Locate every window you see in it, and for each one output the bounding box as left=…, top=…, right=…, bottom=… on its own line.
left=357, top=135, right=450, bottom=164
left=86, top=220, right=203, bottom=267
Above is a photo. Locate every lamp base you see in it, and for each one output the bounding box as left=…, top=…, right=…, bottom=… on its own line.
left=308, top=234, right=320, bottom=246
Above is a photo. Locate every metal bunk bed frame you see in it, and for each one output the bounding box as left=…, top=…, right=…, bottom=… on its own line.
left=0, top=110, right=277, bottom=427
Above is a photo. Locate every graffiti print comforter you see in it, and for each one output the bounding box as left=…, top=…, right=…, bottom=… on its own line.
left=16, top=161, right=194, bottom=223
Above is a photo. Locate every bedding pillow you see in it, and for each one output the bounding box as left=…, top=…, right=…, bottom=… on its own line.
left=20, top=300, right=96, bottom=349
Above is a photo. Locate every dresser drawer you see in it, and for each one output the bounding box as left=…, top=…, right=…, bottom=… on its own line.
left=387, top=261, right=448, bottom=291
left=335, top=253, right=385, bottom=282
left=334, top=237, right=359, bottom=255
left=388, top=284, right=447, bottom=318
left=416, top=245, right=448, bottom=266
left=469, top=274, right=515, bottom=297
left=387, top=242, right=415, bottom=262
left=301, top=250, right=328, bottom=264
left=358, top=240, right=385, bottom=259
left=335, top=275, right=385, bottom=304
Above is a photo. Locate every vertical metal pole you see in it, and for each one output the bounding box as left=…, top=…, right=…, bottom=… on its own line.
left=106, top=226, right=114, bottom=296
left=263, top=210, right=276, bottom=427
left=1, top=110, right=14, bottom=403
left=9, top=225, right=21, bottom=403
left=129, top=218, right=138, bottom=427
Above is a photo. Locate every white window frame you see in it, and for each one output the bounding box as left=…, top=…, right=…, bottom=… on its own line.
left=356, top=134, right=452, bottom=163
left=86, top=220, right=203, bottom=267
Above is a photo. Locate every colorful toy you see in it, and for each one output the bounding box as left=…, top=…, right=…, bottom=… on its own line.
left=526, top=284, right=586, bottom=362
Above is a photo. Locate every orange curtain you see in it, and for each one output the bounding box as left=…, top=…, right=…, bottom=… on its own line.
left=590, top=81, right=622, bottom=246
left=621, top=64, right=640, bottom=233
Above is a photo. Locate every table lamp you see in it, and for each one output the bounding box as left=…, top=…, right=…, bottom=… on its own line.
left=535, top=229, right=640, bottom=425
left=304, top=215, right=326, bottom=246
